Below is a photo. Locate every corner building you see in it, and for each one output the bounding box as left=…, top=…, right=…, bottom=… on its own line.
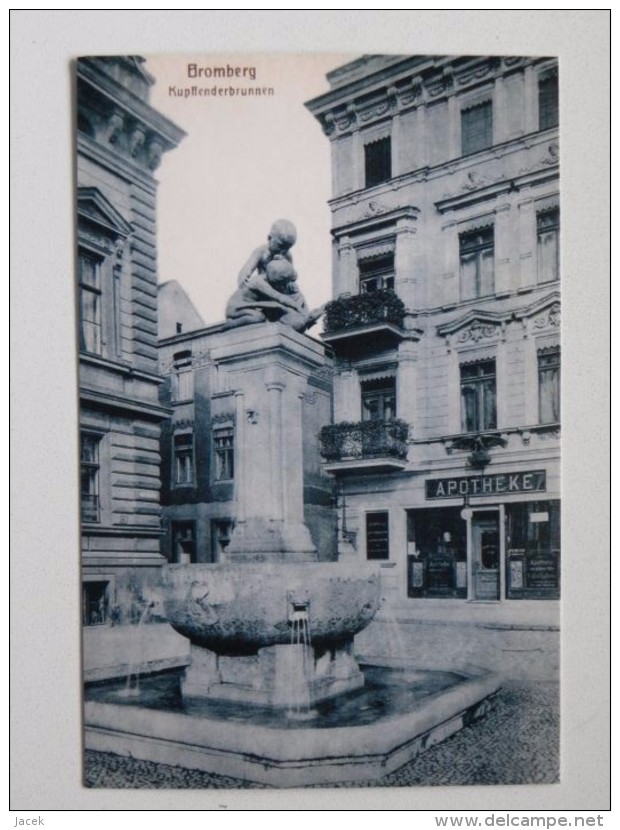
left=77, top=57, right=184, bottom=625
left=306, top=55, right=560, bottom=666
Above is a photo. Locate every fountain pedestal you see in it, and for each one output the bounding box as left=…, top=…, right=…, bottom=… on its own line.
left=182, top=641, right=364, bottom=708
left=208, top=323, right=328, bottom=563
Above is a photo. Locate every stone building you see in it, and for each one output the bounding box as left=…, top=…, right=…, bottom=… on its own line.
left=77, top=57, right=185, bottom=626
left=158, top=322, right=337, bottom=566
left=306, top=55, right=560, bottom=672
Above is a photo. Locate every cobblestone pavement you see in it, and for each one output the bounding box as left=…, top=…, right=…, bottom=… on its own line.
left=84, top=681, right=559, bottom=789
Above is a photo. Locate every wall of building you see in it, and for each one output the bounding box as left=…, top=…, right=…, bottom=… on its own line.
left=77, top=57, right=185, bottom=631
left=307, top=55, right=561, bottom=650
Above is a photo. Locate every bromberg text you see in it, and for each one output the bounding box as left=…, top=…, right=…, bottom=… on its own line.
left=188, top=63, right=257, bottom=81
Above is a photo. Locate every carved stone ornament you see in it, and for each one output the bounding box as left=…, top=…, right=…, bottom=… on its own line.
left=541, top=143, right=559, bottom=166
left=192, top=349, right=212, bottom=368
left=457, top=321, right=498, bottom=344
left=211, top=412, right=235, bottom=425
left=533, top=303, right=561, bottom=330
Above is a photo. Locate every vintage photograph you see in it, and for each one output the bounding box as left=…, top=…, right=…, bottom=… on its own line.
left=77, top=52, right=561, bottom=789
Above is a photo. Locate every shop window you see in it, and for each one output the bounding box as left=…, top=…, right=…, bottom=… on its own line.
left=213, top=428, right=234, bottom=481
left=460, top=360, right=497, bottom=433
left=171, top=350, right=193, bottom=402
left=537, top=208, right=560, bottom=284
left=407, top=508, right=467, bottom=598
left=82, top=580, right=110, bottom=626
left=359, top=254, right=395, bottom=294
left=460, top=226, right=494, bottom=300
left=80, top=432, right=101, bottom=523
left=538, top=71, right=559, bottom=131
left=505, top=501, right=561, bottom=599
left=366, top=512, right=389, bottom=560
left=461, top=100, right=493, bottom=156
left=78, top=250, right=103, bottom=354
left=171, top=521, right=196, bottom=564
left=173, top=432, right=194, bottom=487
left=538, top=347, right=560, bottom=424
left=364, top=136, right=391, bottom=188
left=361, top=377, right=396, bottom=422
left=211, top=519, right=235, bottom=562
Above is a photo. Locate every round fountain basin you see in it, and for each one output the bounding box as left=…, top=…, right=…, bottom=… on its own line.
left=161, top=562, right=380, bottom=654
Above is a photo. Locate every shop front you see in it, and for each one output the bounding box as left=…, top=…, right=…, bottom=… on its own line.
left=406, top=469, right=560, bottom=602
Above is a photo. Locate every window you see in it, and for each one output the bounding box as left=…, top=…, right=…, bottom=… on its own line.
left=407, top=509, right=467, bottom=599
left=537, top=209, right=560, bottom=283
left=460, top=226, right=494, bottom=300
left=214, top=428, right=234, bottom=481
left=80, top=432, right=101, bottom=522
left=460, top=360, right=497, bottom=433
left=359, top=254, right=395, bottom=294
left=78, top=250, right=102, bottom=354
left=538, top=71, right=558, bottom=130
left=505, top=501, right=560, bottom=599
left=461, top=101, right=493, bottom=155
left=171, top=521, right=196, bottom=564
left=538, top=347, right=560, bottom=424
left=364, top=136, right=391, bottom=188
left=171, top=350, right=193, bottom=402
left=211, top=519, right=235, bottom=561
left=366, top=512, right=389, bottom=560
left=82, top=580, right=110, bottom=625
left=361, top=377, right=396, bottom=422
left=173, top=432, right=194, bottom=486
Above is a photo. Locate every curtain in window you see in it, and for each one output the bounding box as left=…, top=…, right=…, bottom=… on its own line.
left=539, top=355, right=560, bottom=423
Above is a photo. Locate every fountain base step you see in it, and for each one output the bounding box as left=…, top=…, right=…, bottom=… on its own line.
left=182, top=642, right=365, bottom=708
left=84, top=663, right=501, bottom=787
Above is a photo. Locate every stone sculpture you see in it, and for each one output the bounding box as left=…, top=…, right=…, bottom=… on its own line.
left=224, top=219, right=323, bottom=332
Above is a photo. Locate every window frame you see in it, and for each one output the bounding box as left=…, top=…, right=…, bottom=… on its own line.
left=213, top=427, right=235, bottom=482
left=460, top=359, right=497, bottom=433
left=538, top=69, right=559, bottom=131
left=172, top=431, right=195, bottom=488
left=460, top=99, right=493, bottom=156
left=538, top=346, right=561, bottom=425
left=80, top=431, right=102, bottom=523
left=361, top=377, right=397, bottom=422
left=170, top=350, right=194, bottom=403
left=365, top=511, right=390, bottom=561
left=536, top=208, right=560, bottom=284
left=459, top=225, right=495, bottom=301
left=358, top=253, right=395, bottom=295
left=364, top=135, right=392, bottom=189
left=78, top=248, right=104, bottom=355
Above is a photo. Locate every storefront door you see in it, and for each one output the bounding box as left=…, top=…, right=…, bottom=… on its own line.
left=472, top=513, right=500, bottom=600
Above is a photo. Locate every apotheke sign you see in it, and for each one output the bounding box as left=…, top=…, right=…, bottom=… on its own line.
left=426, top=470, right=546, bottom=500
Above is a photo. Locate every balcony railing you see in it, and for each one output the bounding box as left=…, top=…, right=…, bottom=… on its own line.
left=81, top=493, right=100, bottom=523
left=320, top=419, right=409, bottom=464
left=323, top=288, right=406, bottom=335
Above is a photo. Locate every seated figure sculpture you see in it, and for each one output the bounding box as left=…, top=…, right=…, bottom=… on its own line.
left=224, top=219, right=323, bottom=333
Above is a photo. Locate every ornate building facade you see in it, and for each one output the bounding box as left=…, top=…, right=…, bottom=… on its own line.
left=306, top=55, right=560, bottom=648
left=77, top=57, right=184, bottom=626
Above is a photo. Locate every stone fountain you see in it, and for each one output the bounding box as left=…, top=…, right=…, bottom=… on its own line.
left=84, top=223, right=500, bottom=787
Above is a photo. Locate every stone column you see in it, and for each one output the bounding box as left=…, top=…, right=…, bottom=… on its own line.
left=494, top=203, right=513, bottom=296
left=441, top=220, right=460, bottom=307
left=523, top=63, right=538, bottom=134
left=397, top=340, right=418, bottom=428
left=233, top=390, right=246, bottom=522
left=266, top=371, right=285, bottom=523
left=414, top=103, right=428, bottom=169
left=394, top=217, right=417, bottom=311
left=447, top=93, right=460, bottom=160
left=337, top=239, right=358, bottom=296
left=518, top=195, right=537, bottom=289
left=493, top=75, right=508, bottom=144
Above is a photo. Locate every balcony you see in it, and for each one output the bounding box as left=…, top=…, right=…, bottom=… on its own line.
left=321, top=289, right=406, bottom=355
left=320, top=419, right=409, bottom=474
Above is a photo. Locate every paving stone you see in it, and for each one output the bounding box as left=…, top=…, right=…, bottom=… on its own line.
left=84, top=681, right=559, bottom=789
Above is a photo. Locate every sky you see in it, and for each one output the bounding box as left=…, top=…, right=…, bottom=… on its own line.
left=146, top=53, right=352, bottom=327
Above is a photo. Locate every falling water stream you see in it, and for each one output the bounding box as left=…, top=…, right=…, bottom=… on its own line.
left=116, top=600, right=154, bottom=699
